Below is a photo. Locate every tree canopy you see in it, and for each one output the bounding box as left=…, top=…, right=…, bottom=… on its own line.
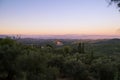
left=110, top=0, right=120, bottom=8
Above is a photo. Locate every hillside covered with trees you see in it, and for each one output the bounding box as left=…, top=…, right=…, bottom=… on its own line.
left=0, top=38, right=120, bottom=80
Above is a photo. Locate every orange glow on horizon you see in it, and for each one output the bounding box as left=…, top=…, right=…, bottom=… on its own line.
left=0, top=25, right=119, bottom=36
left=0, top=30, right=119, bottom=36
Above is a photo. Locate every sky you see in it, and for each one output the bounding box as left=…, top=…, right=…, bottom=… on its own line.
left=0, top=0, right=120, bottom=35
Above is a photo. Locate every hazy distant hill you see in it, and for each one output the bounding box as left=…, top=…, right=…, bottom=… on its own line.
left=0, top=34, right=120, bottom=39
left=94, top=38, right=120, bottom=44
left=93, top=38, right=120, bottom=54
left=21, top=34, right=120, bottom=39
left=0, top=35, right=7, bottom=38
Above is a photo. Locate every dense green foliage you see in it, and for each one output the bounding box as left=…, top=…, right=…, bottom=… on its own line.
left=0, top=38, right=120, bottom=80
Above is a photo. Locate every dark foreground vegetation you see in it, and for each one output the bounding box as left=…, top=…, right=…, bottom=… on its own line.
left=0, top=38, right=120, bottom=80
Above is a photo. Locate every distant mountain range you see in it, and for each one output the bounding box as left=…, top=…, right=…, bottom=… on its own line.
left=94, top=38, right=120, bottom=44
left=0, top=34, right=120, bottom=39
left=0, top=35, right=8, bottom=38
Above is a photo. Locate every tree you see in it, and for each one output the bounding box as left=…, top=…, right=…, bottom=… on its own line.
left=0, top=38, right=59, bottom=80
left=63, top=46, right=72, bottom=55
left=0, top=38, right=24, bottom=80
left=17, top=51, right=59, bottom=80
left=63, top=58, right=90, bottom=80
left=108, top=0, right=120, bottom=10
left=91, top=56, right=117, bottom=80
left=78, top=42, right=85, bottom=54
left=111, top=0, right=120, bottom=7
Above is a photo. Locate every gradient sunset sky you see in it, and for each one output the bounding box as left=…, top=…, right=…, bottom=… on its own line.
left=0, top=0, right=120, bottom=35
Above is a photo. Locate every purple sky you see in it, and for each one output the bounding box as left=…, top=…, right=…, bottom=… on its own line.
left=0, top=0, right=120, bottom=36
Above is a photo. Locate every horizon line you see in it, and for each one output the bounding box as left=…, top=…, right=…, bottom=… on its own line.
left=0, top=34, right=120, bottom=39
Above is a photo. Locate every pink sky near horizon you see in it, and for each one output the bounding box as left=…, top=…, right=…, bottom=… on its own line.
left=0, top=25, right=120, bottom=35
